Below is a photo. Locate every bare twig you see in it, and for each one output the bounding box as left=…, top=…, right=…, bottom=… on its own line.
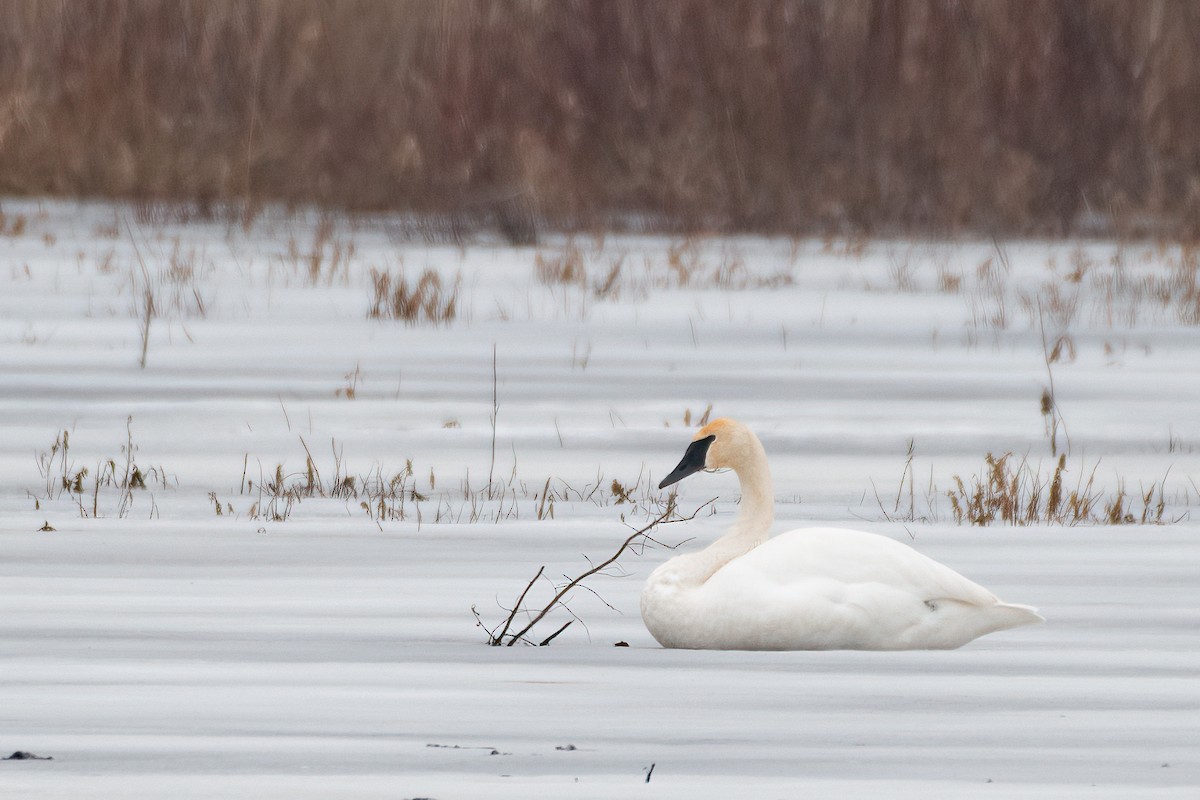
left=491, top=565, right=544, bottom=646
left=138, top=285, right=154, bottom=369
left=569, top=579, right=621, bottom=612
left=116, top=415, right=137, bottom=518
left=278, top=395, right=292, bottom=432
left=471, top=605, right=498, bottom=641
left=537, top=620, right=574, bottom=646
left=1037, top=297, right=1072, bottom=456
left=990, top=234, right=1011, bottom=274
left=125, top=219, right=155, bottom=369
left=487, top=343, right=498, bottom=499
left=297, top=435, right=322, bottom=495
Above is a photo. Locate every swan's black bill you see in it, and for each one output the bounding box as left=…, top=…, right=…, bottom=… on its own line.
left=658, top=435, right=715, bottom=489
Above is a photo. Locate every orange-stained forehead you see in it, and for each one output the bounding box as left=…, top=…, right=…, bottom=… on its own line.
left=694, top=418, right=733, bottom=440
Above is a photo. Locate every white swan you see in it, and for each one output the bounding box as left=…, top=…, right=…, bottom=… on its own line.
left=641, top=419, right=1043, bottom=650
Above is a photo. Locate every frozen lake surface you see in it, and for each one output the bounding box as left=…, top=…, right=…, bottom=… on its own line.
left=1, top=200, right=1197, bottom=797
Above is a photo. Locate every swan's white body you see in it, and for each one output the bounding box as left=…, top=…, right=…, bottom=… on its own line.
left=641, top=419, right=1043, bottom=651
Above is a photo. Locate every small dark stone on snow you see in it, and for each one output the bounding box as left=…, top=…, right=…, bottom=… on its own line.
left=613, top=641, right=630, bottom=647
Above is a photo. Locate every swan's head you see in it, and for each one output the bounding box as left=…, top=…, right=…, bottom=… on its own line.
left=658, top=418, right=753, bottom=489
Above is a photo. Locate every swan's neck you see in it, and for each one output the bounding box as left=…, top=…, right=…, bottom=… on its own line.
left=729, top=445, right=774, bottom=542
left=671, top=440, right=775, bottom=588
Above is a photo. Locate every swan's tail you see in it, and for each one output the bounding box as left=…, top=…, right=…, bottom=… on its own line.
left=989, top=601, right=1044, bottom=631
left=908, top=598, right=1043, bottom=649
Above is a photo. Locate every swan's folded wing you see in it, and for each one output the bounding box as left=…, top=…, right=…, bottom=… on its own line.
left=720, top=527, right=1003, bottom=608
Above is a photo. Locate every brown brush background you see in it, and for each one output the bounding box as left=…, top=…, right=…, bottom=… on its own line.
left=1, top=0, right=1198, bottom=236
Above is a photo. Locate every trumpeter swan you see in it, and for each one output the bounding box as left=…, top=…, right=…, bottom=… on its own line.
left=641, top=418, right=1043, bottom=650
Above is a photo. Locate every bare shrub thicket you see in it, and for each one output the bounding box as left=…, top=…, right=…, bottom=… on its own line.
left=2, top=2, right=1200, bottom=236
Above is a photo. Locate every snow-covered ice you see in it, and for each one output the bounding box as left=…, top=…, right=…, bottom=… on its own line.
left=1, top=200, right=1197, bottom=797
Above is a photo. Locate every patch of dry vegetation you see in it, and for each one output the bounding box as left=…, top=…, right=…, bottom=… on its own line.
left=883, top=242, right=1200, bottom=348
left=881, top=447, right=1182, bottom=527
left=3, top=2, right=1200, bottom=236
left=946, top=453, right=1171, bottom=527
left=128, top=238, right=212, bottom=320
left=534, top=239, right=792, bottom=306
left=32, top=419, right=173, bottom=519
left=367, top=268, right=460, bottom=325
left=288, top=218, right=355, bottom=286
left=225, top=438, right=674, bottom=526
left=1022, top=246, right=1200, bottom=334
left=0, top=208, right=30, bottom=237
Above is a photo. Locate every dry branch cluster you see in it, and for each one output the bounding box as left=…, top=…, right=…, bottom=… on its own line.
left=2, top=2, right=1199, bottom=236
left=476, top=499, right=710, bottom=647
